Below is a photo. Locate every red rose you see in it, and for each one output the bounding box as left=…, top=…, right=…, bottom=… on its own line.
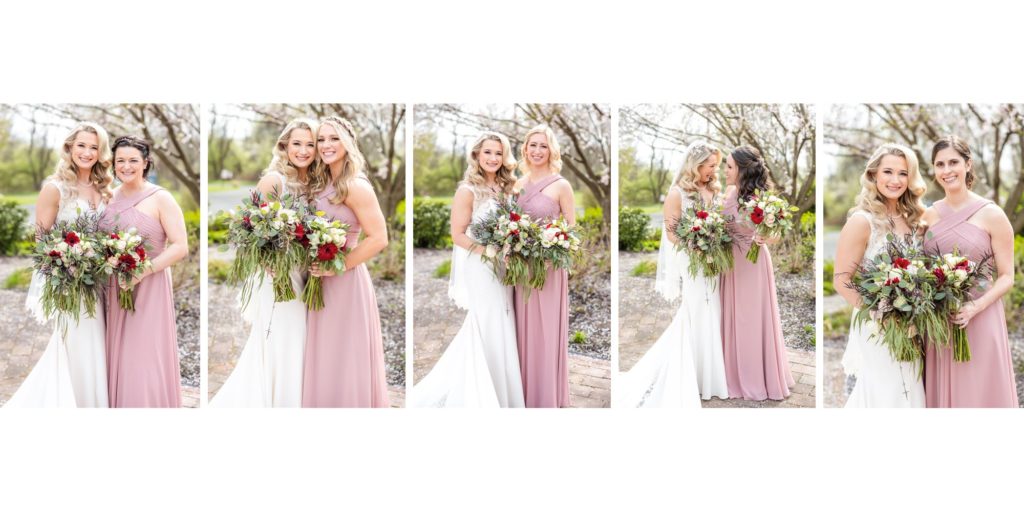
left=954, top=259, right=970, bottom=271
left=242, top=216, right=252, bottom=229
left=64, top=231, right=80, bottom=246
left=316, top=242, right=339, bottom=261
left=110, top=233, right=120, bottom=240
left=511, top=229, right=519, bottom=236
left=117, top=253, right=137, bottom=272
left=260, top=202, right=268, bottom=208
left=691, top=226, right=701, bottom=232
left=49, top=250, right=61, bottom=258
left=294, top=223, right=309, bottom=245
left=750, top=206, right=765, bottom=225
left=884, top=277, right=900, bottom=286
left=933, top=267, right=946, bottom=284
left=510, top=212, right=521, bottom=222
left=546, top=223, right=553, bottom=229
left=893, top=257, right=910, bottom=269
left=135, top=245, right=146, bottom=262
left=696, top=210, right=709, bottom=220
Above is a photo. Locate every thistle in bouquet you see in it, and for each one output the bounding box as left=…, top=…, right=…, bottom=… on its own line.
left=669, top=199, right=734, bottom=281
left=101, top=227, right=152, bottom=312
left=223, top=190, right=307, bottom=307
left=929, top=248, right=993, bottom=362
left=469, top=195, right=543, bottom=289
left=847, top=233, right=948, bottom=367
left=299, top=211, right=350, bottom=310
left=32, top=211, right=106, bottom=330
left=740, top=189, right=799, bottom=263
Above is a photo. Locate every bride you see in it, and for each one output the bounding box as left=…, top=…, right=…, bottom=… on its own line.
left=411, top=132, right=524, bottom=407
left=834, top=143, right=926, bottom=408
left=615, top=140, right=729, bottom=408
left=5, top=122, right=112, bottom=408
left=210, top=119, right=317, bottom=407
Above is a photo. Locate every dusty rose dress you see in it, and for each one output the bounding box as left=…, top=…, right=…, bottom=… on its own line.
left=100, top=186, right=182, bottom=407
left=719, top=188, right=794, bottom=400
left=923, top=198, right=1018, bottom=408
left=301, top=182, right=390, bottom=407
left=514, top=174, right=570, bottom=408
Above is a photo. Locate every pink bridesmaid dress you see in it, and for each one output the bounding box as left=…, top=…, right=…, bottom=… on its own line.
left=99, top=186, right=182, bottom=407
left=719, top=188, right=794, bottom=400
left=923, top=198, right=1018, bottom=408
left=301, top=181, right=390, bottom=407
left=514, top=174, right=570, bottom=407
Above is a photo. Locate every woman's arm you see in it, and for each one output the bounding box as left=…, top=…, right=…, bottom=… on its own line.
left=450, top=186, right=481, bottom=254
left=131, top=191, right=188, bottom=286
left=558, top=179, right=576, bottom=225
left=833, top=213, right=870, bottom=308
left=663, top=187, right=682, bottom=245
left=954, top=205, right=1015, bottom=327
left=35, top=182, right=61, bottom=232
left=336, top=179, right=388, bottom=272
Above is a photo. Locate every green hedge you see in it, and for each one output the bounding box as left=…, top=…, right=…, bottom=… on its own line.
left=618, top=206, right=651, bottom=251
left=413, top=197, right=451, bottom=249
left=0, top=200, right=29, bottom=256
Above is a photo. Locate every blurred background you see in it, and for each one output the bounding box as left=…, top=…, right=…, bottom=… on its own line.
left=822, top=103, right=1024, bottom=406
left=205, top=104, right=406, bottom=405
left=618, top=103, right=817, bottom=407
left=412, top=103, right=611, bottom=407
left=0, top=103, right=200, bottom=406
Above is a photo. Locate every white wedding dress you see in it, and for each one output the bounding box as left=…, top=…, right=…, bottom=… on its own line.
left=411, top=189, right=525, bottom=407
left=614, top=188, right=729, bottom=407
left=4, top=181, right=108, bottom=408
left=841, top=210, right=925, bottom=408
left=210, top=172, right=307, bottom=407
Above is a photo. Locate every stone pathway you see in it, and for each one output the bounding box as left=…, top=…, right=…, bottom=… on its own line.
left=413, top=249, right=610, bottom=408
left=618, top=251, right=817, bottom=408
left=0, top=257, right=199, bottom=408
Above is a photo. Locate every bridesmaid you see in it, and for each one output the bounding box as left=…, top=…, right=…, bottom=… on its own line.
left=719, top=145, right=794, bottom=400
left=100, top=135, right=188, bottom=407
left=302, top=116, right=390, bottom=408
left=210, top=118, right=317, bottom=407
left=921, top=135, right=1018, bottom=408
left=513, top=124, right=575, bottom=408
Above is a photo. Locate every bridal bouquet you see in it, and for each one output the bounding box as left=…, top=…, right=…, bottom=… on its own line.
left=740, top=190, right=799, bottom=263
left=32, top=212, right=107, bottom=327
left=929, top=249, right=992, bottom=362
left=670, top=200, right=734, bottom=280
left=102, top=227, right=152, bottom=312
left=298, top=211, right=350, bottom=310
left=469, top=196, right=544, bottom=290
left=536, top=216, right=583, bottom=275
left=848, top=234, right=949, bottom=366
left=223, top=190, right=307, bottom=306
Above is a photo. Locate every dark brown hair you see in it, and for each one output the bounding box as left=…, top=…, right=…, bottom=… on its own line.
left=731, top=145, right=772, bottom=202
left=112, top=135, right=155, bottom=177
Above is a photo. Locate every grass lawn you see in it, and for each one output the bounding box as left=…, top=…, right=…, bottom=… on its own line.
left=0, top=192, right=38, bottom=205
left=209, top=180, right=255, bottom=193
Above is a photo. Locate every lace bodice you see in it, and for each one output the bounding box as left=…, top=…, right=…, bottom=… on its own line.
left=851, top=210, right=896, bottom=262
left=50, top=180, right=104, bottom=223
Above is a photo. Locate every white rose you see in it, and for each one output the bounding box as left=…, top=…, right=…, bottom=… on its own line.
left=485, top=245, right=498, bottom=258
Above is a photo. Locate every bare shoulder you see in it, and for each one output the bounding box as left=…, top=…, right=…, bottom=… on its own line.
left=840, top=212, right=871, bottom=241
left=556, top=176, right=574, bottom=193
left=344, top=177, right=380, bottom=207
left=665, top=186, right=682, bottom=201
left=452, top=185, right=475, bottom=206
left=38, top=181, right=61, bottom=202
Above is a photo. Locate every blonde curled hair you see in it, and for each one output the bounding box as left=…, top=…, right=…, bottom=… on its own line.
left=460, top=132, right=517, bottom=196
left=672, top=140, right=722, bottom=195
left=265, top=118, right=318, bottom=197
left=519, top=124, right=562, bottom=177
left=48, top=122, right=113, bottom=203
left=309, top=115, right=367, bottom=205
left=849, top=143, right=926, bottom=230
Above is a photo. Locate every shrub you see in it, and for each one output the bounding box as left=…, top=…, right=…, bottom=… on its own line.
left=631, top=259, right=657, bottom=277
left=1007, top=235, right=1024, bottom=331
left=413, top=197, right=451, bottom=249
left=824, top=308, right=852, bottom=338
left=571, top=331, right=587, bottom=344
left=804, top=324, right=816, bottom=346
left=618, top=206, right=650, bottom=251
left=208, top=211, right=230, bottom=245
left=433, top=258, right=452, bottom=279
left=823, top=259, right=835, bottom=296
left=0, top=200, right=29, bottom=256
left=208, top=259, right=231, bottom=284
left=2, top=266, right=32, bottom=290
left=572, top=206, right=610, bottom=277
